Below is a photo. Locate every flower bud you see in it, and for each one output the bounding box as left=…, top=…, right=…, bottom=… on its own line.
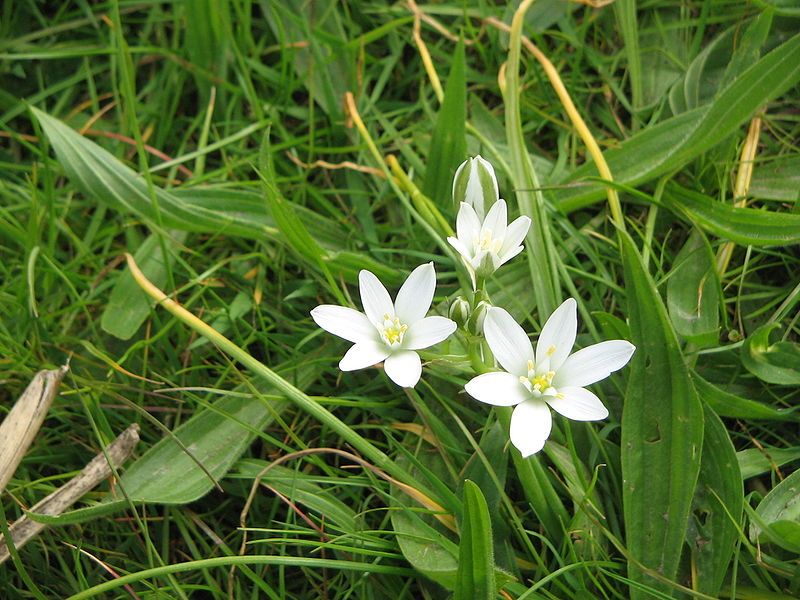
left=467, top=300, right=492, bottom=335
left=448, top=297, right=471, bottom=328
left=452, top=155, right=499, bottom=220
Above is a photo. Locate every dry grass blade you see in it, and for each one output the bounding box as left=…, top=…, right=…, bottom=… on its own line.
left=0, top=423, right=140, bottom=564
left=0, top=366, right=69, bottom=494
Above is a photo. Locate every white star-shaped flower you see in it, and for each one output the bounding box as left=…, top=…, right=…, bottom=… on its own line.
left=465, top=299, right=635, bottom=456
left=447, top=199, right=531, bottom=286
left=311, top=263, right=456, bottom=388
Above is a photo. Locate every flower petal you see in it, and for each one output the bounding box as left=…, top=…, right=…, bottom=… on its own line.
left=464, top=371, right=529, bottom=406
left=394, top=263, right=435, bottom=324
left=359, top=270, right=394, bottom=325
left=338, top=341, right=390, bottom=371
left=535, top=297, right=577, bottom=370
left=456, top=202, right=481, bottom=246
left=499, top=215, right=531, bottom=257
left=481, top=198, right=507, bottom=241
left=509, top=400, right=552, bottom=457
left=383, top=350, right=422, bottom=388
left=546, top=386, right=608, bottom=421
left=554, top=340, right=636, bottom=388
left=484, top=307, right=534, bottom=377
left=496, top=244, right=524, bottom=267
left=311, top=305, right=377, bottom=343
left=403, top=316, right=456, bottom=350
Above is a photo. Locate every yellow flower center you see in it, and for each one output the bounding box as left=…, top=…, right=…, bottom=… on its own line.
left=475, top=230, right=502, bottom=254
left=380, top=314, right=408, bottom=347
left=518, top=360, right=556, bottom=396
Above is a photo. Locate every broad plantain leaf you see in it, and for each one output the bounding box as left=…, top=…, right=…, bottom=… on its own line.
left=620, top=231, right=704, bottom=598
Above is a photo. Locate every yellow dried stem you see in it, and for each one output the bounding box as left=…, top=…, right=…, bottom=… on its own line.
left=716, top=115, right=762, bottom=275
left=486, top=16, right=626, bottom=232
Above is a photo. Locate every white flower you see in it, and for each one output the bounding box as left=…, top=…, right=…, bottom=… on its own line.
left=465, top=299, right=635, bottom=456
left=311, top=263, right=456, bottom=388
left=452, top=155, right=499, bottom=220
left=447, top=199, right=531, bottom=285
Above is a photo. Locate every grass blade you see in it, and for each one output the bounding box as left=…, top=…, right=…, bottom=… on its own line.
left=423, top=38, right=466, bottom=210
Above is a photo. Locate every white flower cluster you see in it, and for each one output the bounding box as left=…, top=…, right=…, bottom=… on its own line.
left=311, top=156, right=634, bottom=455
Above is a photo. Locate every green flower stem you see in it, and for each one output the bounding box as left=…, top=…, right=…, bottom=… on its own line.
left=496, top=406, right=568, bottom=541
left=124, top=254, right=447, bottom=512
left=66, top=555, right=416, bottom=600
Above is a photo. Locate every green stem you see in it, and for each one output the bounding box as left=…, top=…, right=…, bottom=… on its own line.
left=67, top=556, right=415, bottom=600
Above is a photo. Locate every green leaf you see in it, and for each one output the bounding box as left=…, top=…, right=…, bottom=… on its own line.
left=454, top=480, right=496, bottom=600
left=741, top=323, right=800, bottom=385
left=620, top=231, right=704, bottom=598
left=690, top=404, right=743, bottom=597
left=664, top=183, right=800, bottom=246
left=423, top=38, right=466, bottom=209
left=28, top=366, right=312, bottom=525
left=693, top=374, right=798, bottom=421
left=101, top=232, right=186, bottom=340
left=750, top=155, right=800, bottom=202
left=737, top=447, right=800, bottom=480
left=390, top=497, right=459, bottom=590
left=751, top=469, right=800, bottom=553
left=31, top=107, right=272, bottom=239
left=556, top=32, right=800, bottom=211
left=666, top=229, right=720, bottom=346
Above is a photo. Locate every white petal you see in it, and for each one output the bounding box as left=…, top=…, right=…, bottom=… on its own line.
left=481, top=198, right=507, bottom=241
left=496, top=244, right=524, bottom=267
left=546, top=387, right=608, bottom=421
left=394, top=263, right=435, bottom=324
left=359, top=270, right=394, bottom=325
left=475, top=155, right=499, bottom=202
left=510, top=400, right=552, bottom=457
left=465, top=164, right=485, bottom=219
left=383, top=350, right=422, bottom=388
left=484, top=307, right=534, bottom=377
left=499, top=215, right=531, bottom=257
left=403, top=316, right=456, bottom=350
left=535, top=298, right=577, bottom=371
left=338, top=341, right=390, bottom=371
left=311, top=305, right=377, bottom=343
left=448, top=236, right=473, bottom=261
left=464, top=372, right=529, bottom=406
left=554, top=340, right=636, bottom=388
left=456, top=202, right=481, bottom=245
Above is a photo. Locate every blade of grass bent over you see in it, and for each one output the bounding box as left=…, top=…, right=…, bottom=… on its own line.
left=122, top=253, right=450, bottom=513
left=503, top=0, right=559, bottom=317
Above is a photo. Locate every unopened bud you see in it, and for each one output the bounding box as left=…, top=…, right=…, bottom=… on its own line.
left=452, top=155, right=499, bottom=220
left=448, top=297, right=471, bottom=328
left=468, top=300, right=492, bottom=335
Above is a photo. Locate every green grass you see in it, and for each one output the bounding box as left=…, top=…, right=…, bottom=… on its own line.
left=2, top=1, right=800, bottom=598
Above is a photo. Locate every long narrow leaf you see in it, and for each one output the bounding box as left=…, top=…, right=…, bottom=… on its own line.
left=454, top=480, right=496, bottom=600
left=556, top=32, right=800, bottom=211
